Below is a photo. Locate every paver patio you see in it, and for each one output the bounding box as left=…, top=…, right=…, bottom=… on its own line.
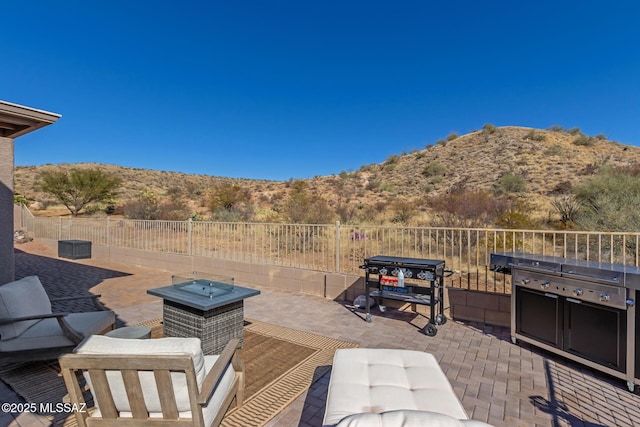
left=3, top=241, right=640, bottom=427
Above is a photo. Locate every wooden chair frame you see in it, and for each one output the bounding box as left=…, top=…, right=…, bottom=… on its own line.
left=59, top=338, right=244, bottom=427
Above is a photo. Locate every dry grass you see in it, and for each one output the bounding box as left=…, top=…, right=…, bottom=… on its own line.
left=15, top=126, right=640, bottom=223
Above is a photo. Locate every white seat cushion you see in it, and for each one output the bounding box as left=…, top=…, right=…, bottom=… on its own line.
left=323, top=349, right=469, bottom=426
left=92, top=354, right=236, bottom=427
left=76, top=335, right=208, bottom=413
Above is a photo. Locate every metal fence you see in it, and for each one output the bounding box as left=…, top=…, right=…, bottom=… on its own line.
left=14, top=205, right=640, bottom=294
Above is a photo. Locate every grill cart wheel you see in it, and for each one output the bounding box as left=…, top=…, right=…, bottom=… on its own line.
left=435, top=314, right=447, bottom=325
left=423, top=323, right=438, bottom=337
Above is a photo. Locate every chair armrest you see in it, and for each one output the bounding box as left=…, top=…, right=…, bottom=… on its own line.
left=50, top=294, right=107, bottom=311
left=0, top=312, right=70, bottom=325
left=198, top=338, right=241, bottom=405
left=0, top=312, right=84, bottom=343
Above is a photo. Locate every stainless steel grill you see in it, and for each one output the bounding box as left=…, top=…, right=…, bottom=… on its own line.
left=491, top=252, right=640, bottom=391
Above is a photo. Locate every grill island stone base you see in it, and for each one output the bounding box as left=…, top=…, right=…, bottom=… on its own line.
left=163, top=300, right=245, bottom=355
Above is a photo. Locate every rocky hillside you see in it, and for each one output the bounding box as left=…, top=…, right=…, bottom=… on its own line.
left=14, top=126, right=640, bottom=223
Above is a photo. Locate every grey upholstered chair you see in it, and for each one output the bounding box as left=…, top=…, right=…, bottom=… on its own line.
left=0, top=275, right=115, bottom=364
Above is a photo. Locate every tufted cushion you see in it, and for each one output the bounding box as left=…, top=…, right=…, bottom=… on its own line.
left=335, top=410, right=495, bottom=427
left=75, top=335, right=206, bottom=413
left=323, top=349, right=469, bottom=426
left=0, top=276, right=52, bottom=340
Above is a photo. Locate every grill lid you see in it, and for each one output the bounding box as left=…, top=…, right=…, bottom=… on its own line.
left=491, top=251, right=640, bottom=289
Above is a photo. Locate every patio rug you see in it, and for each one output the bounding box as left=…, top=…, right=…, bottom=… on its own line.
left=0, top=318, right=358, bottom=427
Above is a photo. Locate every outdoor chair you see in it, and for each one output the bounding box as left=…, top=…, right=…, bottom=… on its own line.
left=0, top=275, right=115, bottom=364
left=59, top=336, right=244, bottom=427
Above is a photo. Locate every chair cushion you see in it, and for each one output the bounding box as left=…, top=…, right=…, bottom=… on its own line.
left=0, top=311, right=115, bottom=352
left=93, top=354, right=237, bottom=426
left=75, top=335, right=207, bottom=413
left=335, top=410, right=495, bottom=427
left=0, top=276, right=52, bottom=340
left=323, top=349, right=469, bottom=426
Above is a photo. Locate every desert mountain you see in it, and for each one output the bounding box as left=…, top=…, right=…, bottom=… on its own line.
left=14, top=126, right=640, bottom=223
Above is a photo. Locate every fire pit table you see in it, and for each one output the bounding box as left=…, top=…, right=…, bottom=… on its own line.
left=147, top=272, right=260, bottom=355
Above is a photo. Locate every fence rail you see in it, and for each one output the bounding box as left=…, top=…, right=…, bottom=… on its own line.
left=15, top=205, right=640, bottom=294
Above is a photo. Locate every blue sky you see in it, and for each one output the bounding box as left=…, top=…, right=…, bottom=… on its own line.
left=3, top=1, right=639, bottom=181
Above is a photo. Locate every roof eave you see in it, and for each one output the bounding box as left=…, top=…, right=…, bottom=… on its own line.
left=0, top=100, right=61, bottom=139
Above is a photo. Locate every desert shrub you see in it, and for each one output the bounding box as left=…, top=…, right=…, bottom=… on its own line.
left=572, top=135, right=597, bottom=146
left=365, top=178, right=380, bottom=192
left=429, top=190, right=509, bottom=228
left=158, top=199, right=191, bottom=220
left=446, top=132, right=459, bottom=142
left=573, top=166, right=640, bottom=231
left=165, top=186, right=182, bottom=197
left=548, top=125, right=564, bottom=132
left=390, top=198, right=417, bottom=224
left=379, top=182, right=395, bottom=193
left=483, top=123, right=497, bottom=134
left=282, top=180, right=335, bottom=223
left=335, top=202, right=358, bottom=224
left=551, top=195, right=581, bottom=226
left=548, top=180, right=573, bottom=195
left=208, top=182, right=251, bottom=211
left=544, top=144, right=564, bottom=156
left=436, top=139, right=447, bottom=146
left=422, top=161, right=445, bottom=177
left=579, top=162, right=600, bottom=175
left=385, top=154, right=399, bottom=164
left=211, top=208, right=250, bottom=222
left=494, top=173, right=527, bottom=195
left=567, top=127, right=583, bottom=136
left=123, top=190, right=161, bottom=220
left=524, top=130, right=546, bottom=141
left=595, top=134, right=607, bottom=140
left=13, top=194, right=29, bottom=206
left=495, top=201, right=538, bottom=229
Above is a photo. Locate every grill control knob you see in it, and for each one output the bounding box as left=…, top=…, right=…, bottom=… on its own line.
left=541, top=281, right=550, bottom=289
left=573, top=288, right=584, bottom=297
left=600, top=293, right=610, bottom=302
left=521, top=278, right=530, bottom=285
left=379, top=268, right=388, bottom=276
left=403, top=269, right=413, bottom=278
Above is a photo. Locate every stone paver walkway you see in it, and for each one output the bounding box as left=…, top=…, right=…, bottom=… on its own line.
left=3, top=241, right=640, bottom=426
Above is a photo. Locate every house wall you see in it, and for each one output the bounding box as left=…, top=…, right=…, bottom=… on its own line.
left=0, top=137, right=15, bottom=285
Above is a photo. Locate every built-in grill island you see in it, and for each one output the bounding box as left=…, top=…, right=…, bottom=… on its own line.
left=491, top=252, right=640, bottom=391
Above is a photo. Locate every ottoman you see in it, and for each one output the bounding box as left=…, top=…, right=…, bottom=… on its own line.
left=323, top=348, right=494, bottom=426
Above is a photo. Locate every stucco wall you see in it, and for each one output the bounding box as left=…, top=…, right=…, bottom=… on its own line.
left=0, top=137, right=15, bottom=285
left=35, top=238, right=512, bottom=326
left=37, top=238, right=362, bottom=299
left=447, top=287, right=510, bottom=327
